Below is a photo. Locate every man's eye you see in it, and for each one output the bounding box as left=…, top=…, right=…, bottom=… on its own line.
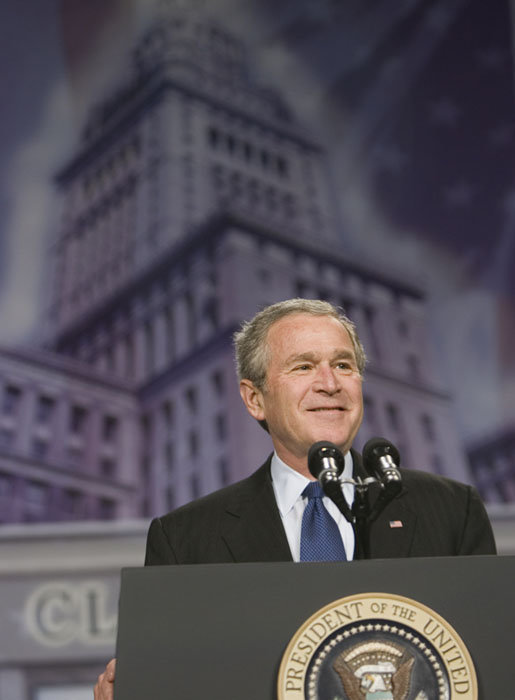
left=295, top=364, right=311, bottom=371
left=337, top=362, right=354, bottom=372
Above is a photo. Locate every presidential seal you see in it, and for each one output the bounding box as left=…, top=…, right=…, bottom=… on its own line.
left=277, top=593, right=477, bottom=700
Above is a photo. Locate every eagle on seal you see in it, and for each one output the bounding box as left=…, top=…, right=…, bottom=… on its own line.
left=332, top=641, right=414, bottom=699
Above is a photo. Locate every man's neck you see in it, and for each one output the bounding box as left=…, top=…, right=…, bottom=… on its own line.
left=272, top=449, right=312, bottom=479
left=273, top=448, right=353, bottom=481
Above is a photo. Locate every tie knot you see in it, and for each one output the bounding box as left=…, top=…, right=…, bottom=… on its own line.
left=302, top=481, right=324, bottom=500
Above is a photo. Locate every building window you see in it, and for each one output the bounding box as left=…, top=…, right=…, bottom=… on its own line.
left=277, top=155, right=289, bottom=178
left=207, top=126, right=219, bottom=148
left=36, top=395, right=55, bottom=424
left=185, top=386, right=198, bottom=414
left=420, top=414, right=436, bottom=442
left=164, top=306, right=175, bottom=361
left=141, top=456, right=151, bottom=479
left=25, top=480, right=48, bottom=507
left=283, top=193, right=296, bottom=218
left=0, top=428, right=14, bottom=450
left=190, top=473, right=200, bottom=499
left=0, top=472, right=13, bottom=499
left=124, top=334, right=134, bottom=378
left=385, top=403, right=401, bottom=433
left=70, top=405, right=88, bottom=434
left=243, top=141, right=253, bottom=162
left=61, top=488, right=82, bottom=517
left=364, top=305, right=381, bottom=361
left=217, top=457, right=229, bottom=486
left=144, top=319, right=154, bottom=375
left=363, top=395, right=377, bottom=429
left=501, top=476, right=515, bottom=501
left=67, top=446, right=84, bottom=469
left=100, top=457, right=117, bottom=479
left=3, top=385, right=21, bottom=415
left=397, top=318, right=410, bottom=339
left=407, top=354, right=421, bottom=382
left=215, top=413, right=227, bottom=441
left=203, top=296, right=219, bottom=330
left=295, top=280, right=308, bottom=298
left=141, top=413, right=153, bottom=444
left=188, top=429, right=199, bottom=457
left=161, top=400, right=174, bottom=429
left=102, top=415, right=119, bottom=442
left=165, top=442, right=174, bottom=472
left=257, top=267, right=271, bottom=285
left=105, top=344, right=115, bottom=373
left=32, top=438, right=49, bottom=461
left=99, top=498, right=116, bottom=520
left=340, top=298, right=354, bottom=319
left=184, top=291, right=196, bottom=346
left=211, top=370, right=225, bottom=397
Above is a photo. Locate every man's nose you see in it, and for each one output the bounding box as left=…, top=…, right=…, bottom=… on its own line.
left=313, top=365, right=340, bottom=393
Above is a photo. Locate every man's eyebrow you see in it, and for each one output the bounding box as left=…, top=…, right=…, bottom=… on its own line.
left=284, top=349, right=356, bottom=365
left=332, top=349, right=357, bottom=361
left=284, top=351, right=318, bottom=365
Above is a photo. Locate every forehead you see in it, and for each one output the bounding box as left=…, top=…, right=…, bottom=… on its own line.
left=266, top=313, right=353, bottom=355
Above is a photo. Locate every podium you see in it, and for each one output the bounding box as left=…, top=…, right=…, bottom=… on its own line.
left=114, top=556, right=513, bottom=699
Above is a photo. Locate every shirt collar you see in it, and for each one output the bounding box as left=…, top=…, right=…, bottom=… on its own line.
left=271, top=450, right=354, bottom=518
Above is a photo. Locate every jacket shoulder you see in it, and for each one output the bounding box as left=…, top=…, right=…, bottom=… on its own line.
left=397, top=466, right=496, bottom=556
left=144, top=457, right=276, bottom=565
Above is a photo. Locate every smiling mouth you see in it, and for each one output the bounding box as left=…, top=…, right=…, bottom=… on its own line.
left=308, top=407, right=345, bottom=412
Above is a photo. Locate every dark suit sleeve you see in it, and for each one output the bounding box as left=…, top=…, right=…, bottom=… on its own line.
left=144, top=517, right=179, bottom=566
left=457, top=485, right=497, bottom=555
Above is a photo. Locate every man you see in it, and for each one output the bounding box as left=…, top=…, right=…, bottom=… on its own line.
left=94, top=299, right=495, bottom=698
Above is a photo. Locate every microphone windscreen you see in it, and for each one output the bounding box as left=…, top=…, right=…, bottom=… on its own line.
left=308, top=441, right=345, bottom=479
left=362, top=437, right=400, bottom=476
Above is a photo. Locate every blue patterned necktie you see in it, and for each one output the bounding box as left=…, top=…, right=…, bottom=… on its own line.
left=300, top=481, right=347, bottom=561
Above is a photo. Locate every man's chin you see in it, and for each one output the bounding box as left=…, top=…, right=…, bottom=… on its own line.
left=307, top=432, right=350, bottom=454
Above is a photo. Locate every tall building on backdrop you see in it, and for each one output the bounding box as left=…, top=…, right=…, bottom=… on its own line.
left=2, top=5, right=512, bottom=699
left=0, top=0, right=475, bottom=527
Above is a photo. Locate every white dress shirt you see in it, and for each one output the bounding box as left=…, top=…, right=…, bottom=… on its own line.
left=270, top=451, right=355, bottom=561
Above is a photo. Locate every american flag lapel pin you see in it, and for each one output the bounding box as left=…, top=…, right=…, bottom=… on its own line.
left=389, top=520, right=403, bottom=529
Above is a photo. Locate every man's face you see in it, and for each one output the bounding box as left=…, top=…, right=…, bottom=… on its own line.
left=240, top=313, right=364, bottom=473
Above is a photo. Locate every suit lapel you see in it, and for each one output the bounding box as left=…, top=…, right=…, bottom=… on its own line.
left=351, top=449, right=418, bottom=558
left=220, top=459, right=293, bottom=563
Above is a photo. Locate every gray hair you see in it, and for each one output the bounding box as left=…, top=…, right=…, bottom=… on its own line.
left=234, top=298, right=367, bottom=390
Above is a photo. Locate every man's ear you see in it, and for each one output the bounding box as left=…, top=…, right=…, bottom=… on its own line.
left=239, top=379, right=266, bottom=421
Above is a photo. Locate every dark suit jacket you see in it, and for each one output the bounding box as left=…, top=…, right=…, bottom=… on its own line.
left=144, top=452, right=496, bottom=565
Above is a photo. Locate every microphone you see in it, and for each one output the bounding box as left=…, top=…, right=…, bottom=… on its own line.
left=308, top=441, right=345, bottom=486
left=308, top=441, right=354, bottom=524
left=362, top=437, right=402, bottom=497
